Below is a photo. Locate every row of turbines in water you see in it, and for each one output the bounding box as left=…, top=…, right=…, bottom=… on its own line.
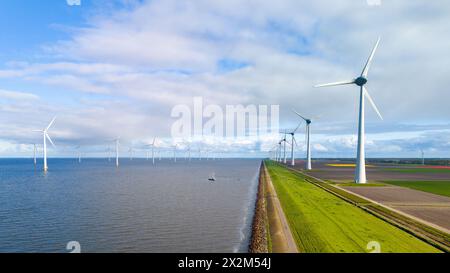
left=30, top=118, right=225, bottom=172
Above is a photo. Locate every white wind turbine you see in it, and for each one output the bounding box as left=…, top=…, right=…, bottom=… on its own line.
left=147, top=138, right=156, bottom=165
left=113, top=138, right=120, bottom=167
left=293, top=110, right=314, bottom=170
left=287, top=121, right=303, bottom=166
left=32, top=117, right=56, bottom=172
left=128, top=146, right=134, bottom=161
left=33, top=144, right=37, bottom=166
left=76, top=146, right=81, bottom=163
left=280, top=130, right=288, bottom=164
left=277, top=140, right=282, bottom=162
left=315, top=37, right=383, bottom=183
left=186, top=143, right=191, bottom=161
left=173, top=144, right=178, bottom=162
left=420, top=149, right=425, bottom=165
left=107, top=145, right=112, bottom=162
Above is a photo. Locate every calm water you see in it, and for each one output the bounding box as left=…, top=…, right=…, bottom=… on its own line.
left=0, top=158, right=260, bottom=253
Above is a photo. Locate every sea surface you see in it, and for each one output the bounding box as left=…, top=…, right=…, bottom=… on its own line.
left=0, top=158, right=260, bottom=253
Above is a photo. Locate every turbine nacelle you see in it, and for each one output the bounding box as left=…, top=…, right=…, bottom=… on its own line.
left=354, top=77, right=368, bottom=87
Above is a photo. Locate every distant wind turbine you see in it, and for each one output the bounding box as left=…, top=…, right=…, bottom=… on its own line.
left=128, top=146, right=133, bottom=161
left=281, top=130, right=288, bottom=164
left=113, top=138, right=120, bottom=167
left=33, top=144, right=37, bottom=166
left=315, top=37, right=383, bottom=184
left=32, top=117, right=56, bottom=172
left=147, top=138, right=156, bottom=165
left=420, top=149, right=425, bottom=165
left=287, top=120, right=303, bottom=166
left=76, top=146, right=81, bottom=163
left=173, top=144, right=178, bottom=162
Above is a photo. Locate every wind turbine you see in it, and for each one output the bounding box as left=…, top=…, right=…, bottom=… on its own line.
left=186, top=143, right=191, bottom=161
left=32, top=117, right=56, bottom=172
left=277, top=140, right=282, bottom=162
left=147, top=138, right=156, bottom=165
left=107, top=145, right=112, bottom=162
left=113, top=138, right=120, bottom=167
left=281, top=130, right=288, bottom=164
left=76, top=146, right=81, bottom=163
left=315, top=37, right=383, bottom=184
left=173, top=144, right=178, bottom=162
left=33, top=144, right=37, bottom=166
left=293, top=110, right=314, bottom=170
left=287, top=121, right=303, bottom=166
left=128, top=146, right=133, bottom=161
left=420, top=149, right=425, bottom=165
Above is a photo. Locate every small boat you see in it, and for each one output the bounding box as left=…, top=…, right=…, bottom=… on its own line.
left=208, top=173, right=216, bottom=182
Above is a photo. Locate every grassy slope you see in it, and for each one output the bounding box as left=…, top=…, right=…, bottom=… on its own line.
left=382, top=180, right=450, bottom=198
left=266, top=162, right=440, bottom=253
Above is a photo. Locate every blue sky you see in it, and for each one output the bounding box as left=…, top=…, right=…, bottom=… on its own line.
left=0, top=0, right=450, bottom=158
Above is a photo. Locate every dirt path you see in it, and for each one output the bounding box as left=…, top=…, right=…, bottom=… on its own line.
left=263, top=165, right=298, bottom=253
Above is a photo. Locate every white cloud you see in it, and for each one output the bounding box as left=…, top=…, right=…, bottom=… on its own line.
left=0, top=89, right=39, bottom=101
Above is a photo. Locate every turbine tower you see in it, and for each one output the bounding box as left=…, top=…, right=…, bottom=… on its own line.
left=128, top=146, right=133, bottom=161
left=173, top=144, right=178, bottom=162
left=76, top=146, right=81, bottom=163
left=33, top=144, right=37, bottom=166
left=147, top=138, right=156, bottom=165
left=288, top=120, right=303, bottom=166
left=293, top=110, right=313, bottom=170
left=114, top=138, right=120, bottom=167
left=32, top=117, right=56, bottom=172
left=282, top=131, right=287, bottom=164
left=315, top=37, right=383, bottom=183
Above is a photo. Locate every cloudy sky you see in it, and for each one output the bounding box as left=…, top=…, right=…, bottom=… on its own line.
left=0, top=0, right=449, bottom=158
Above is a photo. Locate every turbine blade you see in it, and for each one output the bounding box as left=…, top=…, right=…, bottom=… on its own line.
left=45, top=133, right=55, bottom=147
left=314, top=80, right=355, bottom=88
left=292, top=109, right=308, bottom=122
left=363, top=87, right=383, bottom=120
left=293, top=121, right=303, bottom=134
left=46, top=116, right=57, bottom=131
left=361, top=37, right=381, bottom=77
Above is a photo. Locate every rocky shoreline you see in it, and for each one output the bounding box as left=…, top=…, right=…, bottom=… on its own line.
left=248, top=161, right=269, bottom=253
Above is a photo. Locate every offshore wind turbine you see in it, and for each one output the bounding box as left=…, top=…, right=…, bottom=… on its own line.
left=33, top=144, right=37, bottom=166
left=293, top=110, right=313, bottom=170
left=128, top=146, right=134, bottom=161
left=114, top=138, right=120, bottom=167
left=147, top=138, right=156, bottom=165
left=32, top=117, right=56, bottom=172
left=76, top=146, right=81, bottom=163
left=173, top=144, right=178, bottom=162
left=107, top=145, right=112, bottom=162
left=315, top=37, right=383, bottom=184
left=187, top=143, right=191, bottom=161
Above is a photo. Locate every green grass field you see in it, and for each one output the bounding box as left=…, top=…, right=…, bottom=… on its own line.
left=266, top=161, right=440, bottom=253
left=382, top=180, right=450, bottom=197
